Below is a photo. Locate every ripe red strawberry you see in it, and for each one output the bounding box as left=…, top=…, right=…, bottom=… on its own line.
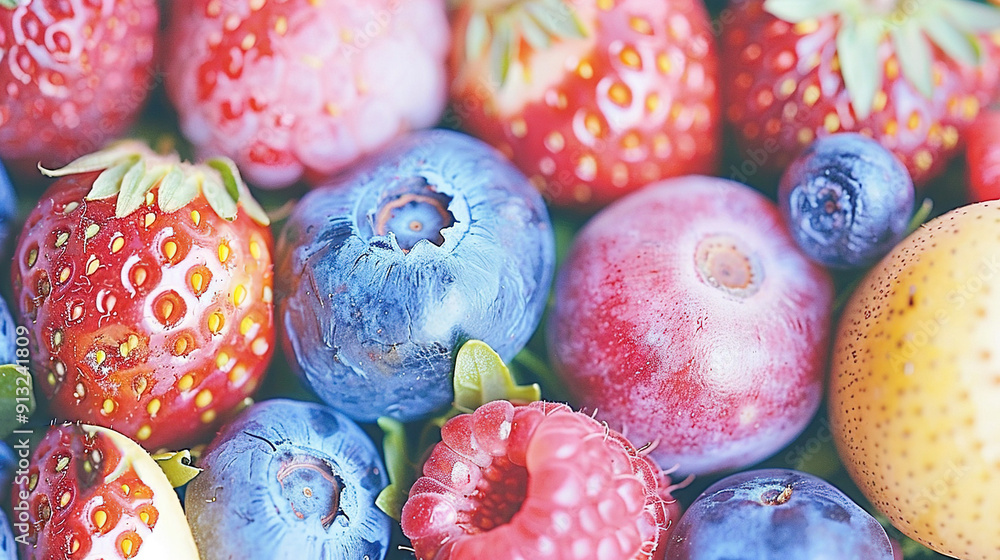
left=449, top=0, right=721, bottom=211
left=401, top=400, right=680, bottom=560
left=163, top=0, right=449, bottom=189
left=11, top=423, right=199, bottom=559
left=966, top=107, right=1000, bottom=202
left=721, top=0, right=1000, bottom=189
left=10, top=142, right=275, bottom=451
left=0, top=0, right=159, bottom=176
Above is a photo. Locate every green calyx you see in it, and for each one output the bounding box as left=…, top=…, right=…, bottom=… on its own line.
left=152, top=450, right=203, bottom=488
left=39, top=141, right=270, bottom=226
left=465, top=0, right=588, bottom=86
left=765, top=0, right=1000, bottom=118
left=374, top=340, right=540, bottom=520
left=0, top=0, right=23, bottom=9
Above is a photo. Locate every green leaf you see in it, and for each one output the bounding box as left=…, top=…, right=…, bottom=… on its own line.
left=202, top=172, right=238, bottom=222
left=489, top=14, right=514, bottom=86
left=375, top=417, right=415, bottom=521
left=206, top=157, right=241, bottom=202
left=939, top=0, right=1000, bottom=32
left=519, top=9, right=551, bottom=51
left=525, top=0, right=586, bottom=40
left=465, top=11, right=491, bottom=61
left=892, top=23, right=934, bottom=99
left=0, top=0, right=22, bottom=9
left=151, top=450, right=202, bottom=488
left=39, top=143, right=141, bottom=177
left=155, top=166, right=191, bottom=213
left=453, top=340, right=540, bottom=412
left=837, top=18, right=886, bottom=119
left=906, top=198, right=934, bottom=235
left=114, top=158, right=150, bottom=217
left=0, top=364, right=35, bottom=438
left=764, top=0, right=843, bottom=23
left=86, top=158, right=138, bottom=200
left=924, top=16, right=979, bottom=66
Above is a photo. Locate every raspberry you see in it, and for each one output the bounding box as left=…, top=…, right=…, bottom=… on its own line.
left=401, top=400, right=679, bottom=560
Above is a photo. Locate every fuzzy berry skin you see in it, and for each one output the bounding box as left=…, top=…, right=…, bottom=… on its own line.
left=779, top=133, right=915, bottom=269
left=664, top=469, right=893, bottom=559
left=450, top=0, right=721, bottom=211
left=401, top=400, right=679, bottom=560
left=966, top=108, right=1000, bottom=202
left=164, top=0, right=449, bottom=189
left=11, top=423, right=198, bottom=559
left=184, top=399, right=390, bottom=560
left=721, top=0, right=1000, bottom=189
left=0, top=0, right=158, bottom=173
left=548, top=176, right=834, bottom=476
left=11, top=162, right=275, bottom=450
left=276, top=130, right=554, bottom=422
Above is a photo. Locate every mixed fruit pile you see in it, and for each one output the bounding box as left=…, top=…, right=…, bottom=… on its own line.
left=1, top=0, right=1000, bottom=559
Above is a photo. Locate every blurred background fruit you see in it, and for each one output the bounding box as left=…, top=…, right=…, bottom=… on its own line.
left=448, top=0, right=721, bottom=211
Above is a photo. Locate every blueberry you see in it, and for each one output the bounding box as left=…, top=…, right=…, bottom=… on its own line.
left=185, top=399, right=390, bottom=560
left=665, top=469, right=893, bottom=559
left=0, top=159, right=16, bottom=253
left=0, top=297, right=17, bottom=365
left=0, top=509, right=15, bottom=560
left=276, top=129, right=555, bottom=422
left=0, top=442, right=14, bottom=496
left=779, top=133, right=914, bottom=269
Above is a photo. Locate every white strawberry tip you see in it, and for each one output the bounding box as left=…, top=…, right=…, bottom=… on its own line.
left=38, top=140, right=270, bottom=226
left=64, top=425, right=200, bottom=559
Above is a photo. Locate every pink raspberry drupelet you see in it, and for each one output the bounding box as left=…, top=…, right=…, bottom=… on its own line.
left=401, top=400, right=680, bottom=560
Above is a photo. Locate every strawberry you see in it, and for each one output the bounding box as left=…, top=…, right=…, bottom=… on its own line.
left=448, top=0, right=721, bottom=211
left=11, top=423, right=199, bottom=559
left=401, top=400, right=680, bottom=560
left=0, top=0, right=159, bottom=177
left=966, top=107, right=1000, bottom=202
left=163, top=0, right=449, bottom=190
left=721, top=0, right=1000, bottom=190
left=10, top=142, right=274, bottom=451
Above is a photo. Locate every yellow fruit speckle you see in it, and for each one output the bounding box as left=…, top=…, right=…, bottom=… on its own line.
left=831, top=201, right=1000, bottom=560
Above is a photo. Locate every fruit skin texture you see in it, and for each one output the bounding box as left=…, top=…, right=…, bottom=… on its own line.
left=966, top=108, right=1000, bottom=202
left=0, top=0, right=158, bottom=172
left=10, top=154, right=275, bottom=450
left=548, top=176, right=834, bottom=476
left=779, top=133, right=915, bottom=269
left=0, top=159, right=15, bottom=249
left=165, top=0, right=449, bottom=189
left=664, top=469, right=893, bottom=559
left=449, top=0, right=721, bottom=211
left=276, top=130, right=555, bottom=422
left=10, top=423, right=198, bottom=560
left=830, top=201, right=1000, bottom=560
left=0, top=296, right=16, bottom=365
left=0, top=510, right=13, bottom=560
left=184, top=399, right=390, bottom=560
left=401, top=400, right=680, bottom=560
left=721, top=0, right=1000, bottom=188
